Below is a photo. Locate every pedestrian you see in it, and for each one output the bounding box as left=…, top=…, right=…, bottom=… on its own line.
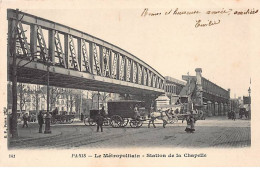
left=185, top=111, right=196, bottom=133
left=185, top=114, right=192, bottom=133
left=53, top=107, right=58, bottom=116
left=190, top=111, right=196, bottom=133
left=100, top=106, right=106, bottom=117
left=80, top=113, right=84, bottom=121
left=38, top=111, right=44, bottom=133
left=22, top=112, right=29, bottom=128
left=134, top=104, right=140, bottom=121
left=96, top=112, right=104, bottom=132
left=232, top=110, right=236, bottom=121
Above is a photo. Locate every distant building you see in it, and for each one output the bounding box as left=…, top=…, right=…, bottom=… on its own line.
left=164, top=76, right=186, bottom=105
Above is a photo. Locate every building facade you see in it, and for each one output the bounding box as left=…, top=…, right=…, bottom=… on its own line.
left=164, top=76, right=186, bottom=105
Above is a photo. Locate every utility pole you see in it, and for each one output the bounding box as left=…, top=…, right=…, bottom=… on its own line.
left=44, top=61, right=51, bottom=134
left=187, top=72, right=192, bottom=112
left=80, top=90, right=82, bottom=120
left=10, top=9, right=20, bottom=138
left=97, top=91, right=100, bottom=110
left=248, top=86, right=251, bottom=119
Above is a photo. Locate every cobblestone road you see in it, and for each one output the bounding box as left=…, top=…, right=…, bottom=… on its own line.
left=9, top=117, right=250, bottom=149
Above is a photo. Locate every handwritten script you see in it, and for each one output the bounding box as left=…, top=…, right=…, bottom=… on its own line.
left=141, top=8, right=259, bottom=28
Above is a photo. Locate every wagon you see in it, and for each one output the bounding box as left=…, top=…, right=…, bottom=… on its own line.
left=51, top=111, right=75, bottom=124
left=51, top=115, right=75, bottom=124
left=108, top=100, right=148, bottom=128
left=84, top=109, right=110, bottom=126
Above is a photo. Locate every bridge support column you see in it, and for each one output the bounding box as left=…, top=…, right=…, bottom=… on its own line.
left=220, top=102, right=224, bottom=116
left=211, top=102, right=214, bottom=116
left=214, top=102, right=219, bottom=116
left=194, top=68, right=203, bottom=107
left=224, top=103, right=227, bottom=116
left=207, top=101, right=212, bottom=117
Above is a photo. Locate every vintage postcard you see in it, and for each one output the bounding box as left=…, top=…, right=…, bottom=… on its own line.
left=0, top=0, right=259, bottom=167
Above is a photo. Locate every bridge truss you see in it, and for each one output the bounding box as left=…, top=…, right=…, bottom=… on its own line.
left=7, top=9, right=164, bottom=95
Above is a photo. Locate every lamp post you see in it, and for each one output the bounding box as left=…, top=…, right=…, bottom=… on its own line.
left=248, top=87, right=251, bottom=119
left=44, top=60, right=52, bottom=134
left=97, top=91, right=100, bottom=110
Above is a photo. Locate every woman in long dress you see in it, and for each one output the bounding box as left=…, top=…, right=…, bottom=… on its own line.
left=185, top=111, right=195, bottom=133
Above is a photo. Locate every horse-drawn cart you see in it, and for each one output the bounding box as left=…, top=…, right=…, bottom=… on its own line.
left=108, top=100, right=148, bottom=128
left=84, top=109, right=110, bottom=126
left=51, top=114, right=75, bottom=124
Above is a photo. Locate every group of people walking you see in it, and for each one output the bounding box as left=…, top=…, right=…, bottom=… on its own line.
left=20, top=111, right=44, bottom=133
left=21, top=105, right=198, bottom=134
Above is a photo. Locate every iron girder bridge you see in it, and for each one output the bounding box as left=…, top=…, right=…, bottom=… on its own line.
left=7, top=9, right=165, bottom=96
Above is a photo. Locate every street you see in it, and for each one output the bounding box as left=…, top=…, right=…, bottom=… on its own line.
left=9, top=117, right=250, bottom=149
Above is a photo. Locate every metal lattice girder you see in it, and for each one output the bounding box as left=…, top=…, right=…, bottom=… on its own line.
left=147, top=71, right=151, bottom=87
left=132, top=62, right=137, bottom=83
left=155, top=77, right=159, bottom=88
left=54, top=31, right=67, bottom=68
left=36, top=26, right=48, bottom=62
left=138, top=64, right=143, bottom=84
left=119, top=55, right=125, bottom=81
left=68, top=35, right=80, bottom=70
left=111, top=52, right=118, bottom=79
left=158, top=79, right=161, bottom=89
left=16, top=22, right=31, bottom=59
left=161, top=79, right=164, bottom=89
left=81, top=40, right=91, bottom=73
left=7, top=9, right=165, bottom=95
left=150, top=72, right=153, bottom=87
left=143, top=68, right=147, bottom=86
left=102, top=47, right=110, bottom=77
left=152, top=74, right=156, bottom=87
left=93, top=43, right=101, bottom=75
left=126, top=58, right=131, bottom=82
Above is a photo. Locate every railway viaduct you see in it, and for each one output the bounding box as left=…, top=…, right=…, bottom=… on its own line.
left=180, top=68, right=230, bottom=116
left=7, top=9, right=230, bottom=116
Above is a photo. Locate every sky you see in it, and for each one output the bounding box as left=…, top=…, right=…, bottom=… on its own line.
left=2, top=0, right=259, bottom=98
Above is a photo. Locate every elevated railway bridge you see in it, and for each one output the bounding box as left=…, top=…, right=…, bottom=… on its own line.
left=7, top=9, right=230, bottom=117
left=180, top=68, right=230, bottom=116
left=7, top=9, right=164, bottom=101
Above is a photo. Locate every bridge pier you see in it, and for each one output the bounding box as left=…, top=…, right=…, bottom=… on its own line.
left=224, top=103, right=228, bottom=116
left=214, top=102, right=219, bottom=116
left=219, top=102, right=223, bottom=116
left=207, top=101, right=212, bottom=117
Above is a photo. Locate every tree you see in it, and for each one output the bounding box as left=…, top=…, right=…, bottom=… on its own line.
left=50, top=87, right=64, bottom=111
left=100, top=92, right=110, bottom=106
left=17, top=83, right=31, bottom=112
left=73, top=89, right=82, bottom=115
left=9, top=9, right=20, bottom=138
left=30, top=85, right=42, bottom=118
left=89, top=91, right=98, bottom=109
left=41, top=86, right=64, bottom=111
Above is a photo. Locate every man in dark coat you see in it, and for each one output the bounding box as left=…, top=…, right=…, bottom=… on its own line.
left=38, top=111, right=44, bottom=133
left=53, top=107, right=58, bottom=116
left=80, top=113, right=84, bottom=121
left=96, top=112, right=104, bottom=132
left=100, top=106, right=106, bottom=117
left=231, top=110, right=236, bottom=121
left=22, top=113, right=29, bottom=128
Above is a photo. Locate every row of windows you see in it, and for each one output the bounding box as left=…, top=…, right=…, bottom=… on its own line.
left=165, top=84, right=182, bottom=94
left=202, top=79, right=229, bottom=98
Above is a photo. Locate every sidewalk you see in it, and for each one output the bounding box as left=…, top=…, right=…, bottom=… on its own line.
left=10, top=122, right=62, bottom=143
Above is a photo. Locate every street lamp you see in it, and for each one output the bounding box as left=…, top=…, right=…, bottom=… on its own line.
left=248, top=87, right=251, bottom=119
left=44, top=60, right=52, bottom=134
left=97, top=91, right=100, bottom=110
